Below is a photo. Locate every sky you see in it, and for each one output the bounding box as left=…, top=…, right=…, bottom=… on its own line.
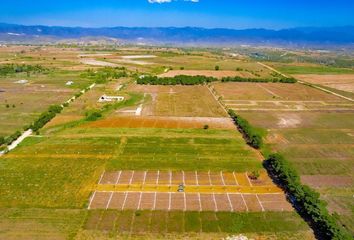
left=1, top=0, right=354, bottom=29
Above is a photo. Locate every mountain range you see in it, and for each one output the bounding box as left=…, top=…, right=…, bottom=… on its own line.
left=0, top=23, right=354, bottom=47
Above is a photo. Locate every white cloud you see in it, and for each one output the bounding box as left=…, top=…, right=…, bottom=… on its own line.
left=148, top=0, right=199, bottom=3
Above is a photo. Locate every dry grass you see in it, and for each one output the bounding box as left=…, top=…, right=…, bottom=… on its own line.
left=128, top=84, right=227, bottom=117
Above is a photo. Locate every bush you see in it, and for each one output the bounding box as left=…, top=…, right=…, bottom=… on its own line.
left=215, top=65, right=220, bottom=71
left=203, top=124, right=209, bottom=130
left=266, top=153, right=351, bottom=240
left=137, top=75, right=217, bottom=85
left=228, top=110, right=263, bottom=148
left=85, top=111, right=102, bottom=121
left=248, top=170, right=260, bottom=180
left=0, top=136, right=5, bottom=146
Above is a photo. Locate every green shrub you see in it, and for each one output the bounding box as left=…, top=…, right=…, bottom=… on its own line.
left=85, top=111, right=102, bottom=121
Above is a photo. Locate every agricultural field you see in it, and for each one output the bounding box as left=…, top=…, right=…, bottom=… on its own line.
left=8, top=45, right=354, bottom=239
left=232, top=101, right=354, bottom=234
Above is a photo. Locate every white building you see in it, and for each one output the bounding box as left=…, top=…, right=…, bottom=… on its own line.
left=98, top=95, right=124, bottom=103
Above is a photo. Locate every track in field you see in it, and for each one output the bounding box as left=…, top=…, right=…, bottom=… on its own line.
left=88, top=171, right=292, bottom=212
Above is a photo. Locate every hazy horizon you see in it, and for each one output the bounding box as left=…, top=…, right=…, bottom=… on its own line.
left=1, top=0, right=354, bottom=29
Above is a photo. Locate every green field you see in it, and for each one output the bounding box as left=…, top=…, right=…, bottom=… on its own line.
left=271, top=63, right=354, bottom=74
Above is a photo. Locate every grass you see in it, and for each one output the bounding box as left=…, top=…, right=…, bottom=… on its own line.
left=105, top=128, right=262, bottom=171
left=0, top=125, right=260, bottom=208
left=81, top=210, right=311, bottom=238
left=0, top=208, right=86, bottom=240
left=272, top=64, right=354, bottom=75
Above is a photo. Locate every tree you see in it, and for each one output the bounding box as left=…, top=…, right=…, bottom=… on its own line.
left=215, top=65, right=220, bottom=71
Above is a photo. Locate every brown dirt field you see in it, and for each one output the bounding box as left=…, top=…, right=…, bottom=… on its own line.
left=83, top=116, right=234, bottom=130
left=184, top=172, right=198, bottom=185
left=213, top=82, right=345, bottom=101
left=223, top=172, right=238, bottom=186
left=301, top=175, right=353, bottom=188
left=100, top=172, right=119, bottom=185
left=155, top=193, right=170, bottom=210
left=90, top=192, right=110, bottom=209
left=200, top=194, right=216, bottom=211
left=139, top=192, right=155, bottom=210
left=145, top=171, right=158, bottom=185
left=209, top=172, right=224, bottom=185
left=123, top=192, right=140, bottom=210
left=250, top=172, right=275, bottom=186
left=185, top=193, right=201, bottom=211
left=158, top=172, right=171, bottom=185
left=228, top=194, right=247, bottom=211
left=131, top=171, right=145, bottom=184
left=118, top=171, right=134, bottom=185
left=215, top=194, right=232, bottom=211
left=109, top=192, right=126, bottom=209
left=158, top=70, right=244, bottom=79
left=243, top=194, right=263, bottom=211
left=197, top=172, right=211, bottom=186
left=127, top=85, right=227, bottom=117
left=170, top=193, right=185, bottom=211
left=261, top=200, right=293, bottom=211
left=171, top=172, right=184, bottom=185
left=235, top=173, right=251, bottom=186
left=294, top=74, right=354, bottom=93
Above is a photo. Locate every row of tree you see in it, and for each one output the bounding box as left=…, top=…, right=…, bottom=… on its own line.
left=137, top=75, right=217, bottom=85
left=221, top=76, right=297, bottom=83
left=228, top=109, right=263, bottom=149
left=0, top=64, right=48, bottom=76
left=0, top=131, right=21, bottom=148
left=266, top=154, right=351, bottom=240
left=29, top=105, right=63, bottom=132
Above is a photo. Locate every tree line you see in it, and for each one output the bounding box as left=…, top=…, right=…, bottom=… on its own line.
left=227, top=109, right=351, bottom=239
left=137, top=75, right=217, bottom=85
left=266, top=154, right=351, bottom=240
left=0, top=64, right=48, bottom=76
left=222, top=76, right=297, bottom=83
left=228, top=109, right=263, bottom=149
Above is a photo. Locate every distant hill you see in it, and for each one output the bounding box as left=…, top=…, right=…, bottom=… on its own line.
left=0, top=23, right=354, bottom=47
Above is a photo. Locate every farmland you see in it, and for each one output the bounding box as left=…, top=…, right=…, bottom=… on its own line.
left=2, top=45, right=354, bottom=239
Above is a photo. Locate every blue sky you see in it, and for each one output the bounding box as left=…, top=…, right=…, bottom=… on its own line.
left=1, top=0, right=354, bottom=29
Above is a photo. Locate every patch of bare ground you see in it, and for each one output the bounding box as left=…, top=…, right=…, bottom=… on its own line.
left=301, top=175, right=353, bottom=188
left=276, top=113, right=302, bottom=128
left=294, top=74, right=354, bottom=93
left=80, top=59, right=118, bottom=67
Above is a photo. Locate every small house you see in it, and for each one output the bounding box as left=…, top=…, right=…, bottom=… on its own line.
left=98, top=95, right=124, bottom=103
